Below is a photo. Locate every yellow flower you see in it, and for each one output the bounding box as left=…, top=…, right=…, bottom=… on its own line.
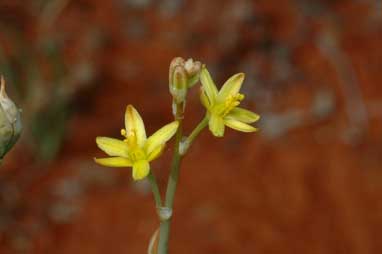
left=200, top=67, right=260, bottom=137
left=95, top=105, right=179, bottom=180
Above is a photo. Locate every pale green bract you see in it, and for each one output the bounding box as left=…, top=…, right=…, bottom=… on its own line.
left=0, top=77, right=22, bottom=159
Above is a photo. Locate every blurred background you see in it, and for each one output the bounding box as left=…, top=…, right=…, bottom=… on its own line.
left=0, top=0, right=381, bottom=253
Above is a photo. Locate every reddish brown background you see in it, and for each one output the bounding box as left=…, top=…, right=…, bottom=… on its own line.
left=0, top=0, right=381, bottom=253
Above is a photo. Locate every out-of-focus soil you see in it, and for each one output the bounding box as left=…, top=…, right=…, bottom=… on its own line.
left=0, top=0, right=381, bottom=253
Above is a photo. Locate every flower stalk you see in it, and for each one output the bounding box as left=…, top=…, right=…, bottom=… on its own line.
left=157, top=156, right=180, bottom=253
left=147, top=171, right=162, bottom=208
left=157, top=101, right=184, bottom=254
left=180, top=116, right=209, bottom=155
left=157, top=57, right=204, bottom=254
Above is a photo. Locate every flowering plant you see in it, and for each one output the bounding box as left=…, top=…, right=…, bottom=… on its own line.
left=95, top=57, right=259, bottom=254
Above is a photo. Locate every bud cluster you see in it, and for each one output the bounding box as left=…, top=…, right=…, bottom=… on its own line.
left=169, top=57, right=202, bottom=104
left=169, top=57, right=202, bottom=118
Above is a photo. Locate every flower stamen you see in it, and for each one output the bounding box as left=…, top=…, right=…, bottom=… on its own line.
left=212, top=93, right=245, bottom=118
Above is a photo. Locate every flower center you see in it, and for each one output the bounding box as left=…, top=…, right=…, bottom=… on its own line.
left=128, top=147, right=146, bottom=162
left=212, top=93, right=244, bottom=117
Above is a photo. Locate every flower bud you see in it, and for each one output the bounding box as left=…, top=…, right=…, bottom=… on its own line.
left=184, top=58, right=202, bottom=88
left=169, top=65, right=188, bottom=103
left=168, top=57, right=203, bottom=118
left=169, top=57, right=202, bottom=97
left=169, top=57, right=185, bottom=83
left=0, top=77, right=22, bottom=159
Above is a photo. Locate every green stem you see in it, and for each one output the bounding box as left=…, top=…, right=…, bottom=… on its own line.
left=185, top=116, right=209, bottom=147
left=157, top=118, right=183, bottom=254
left=164, top=122, right=183, bottom=209
left=157, top=115, right=208, bottom=254
left=147, top=171, right=162, bottom=208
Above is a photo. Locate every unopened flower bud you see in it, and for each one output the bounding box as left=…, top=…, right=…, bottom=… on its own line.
left=169, top=57, right=185, bottom=83
left=169, top=65, right=188, bottom=104
left=184, top=59, right=202, bottom=88
left=184, top=58, right=202, bottom=77
left=169, top=57, right=202, bottom=92
left=168, top=57, right=203, bottom=118
left=0, top=77, right=22, bottom=159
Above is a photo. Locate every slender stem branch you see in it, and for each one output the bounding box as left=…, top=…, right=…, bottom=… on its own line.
left=164, top=122, right=183, bottom=209
left=157, top=114, right=208, bottom=254
left=157, top=117, right=183, bottom=254
left=185, top=116, right=208, bottom=146
left=147, top=171, right=162, bottom=208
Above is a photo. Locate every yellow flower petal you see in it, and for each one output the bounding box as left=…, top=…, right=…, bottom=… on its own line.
left=145, top=121, right=179, bottom=155
left=96, top=137, right=129, bottom=157
left=94, top=157, right=133, bottom=167
left=209, top=114, right=225, bottom=137
left=226, top=107, right=260, bottom=123
left=217, top=73, right=244, bottom=101
left=132, top=160, right=150, bottom=180
left=125, top=105, right=147, bottom=147
left=200, top=68, right=218, bottom=104
left=147, top=144, right=165, bottom=162
left=200, top=89, right=211, bottom=109
left=224, top=118, right=257, bottom=132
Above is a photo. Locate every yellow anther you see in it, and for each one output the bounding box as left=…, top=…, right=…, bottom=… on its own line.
left=237, top=93, right=245, bottom=100
left=121, top=128, right=139, bottom=147
left=219, top=93, right=244, bottom=117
